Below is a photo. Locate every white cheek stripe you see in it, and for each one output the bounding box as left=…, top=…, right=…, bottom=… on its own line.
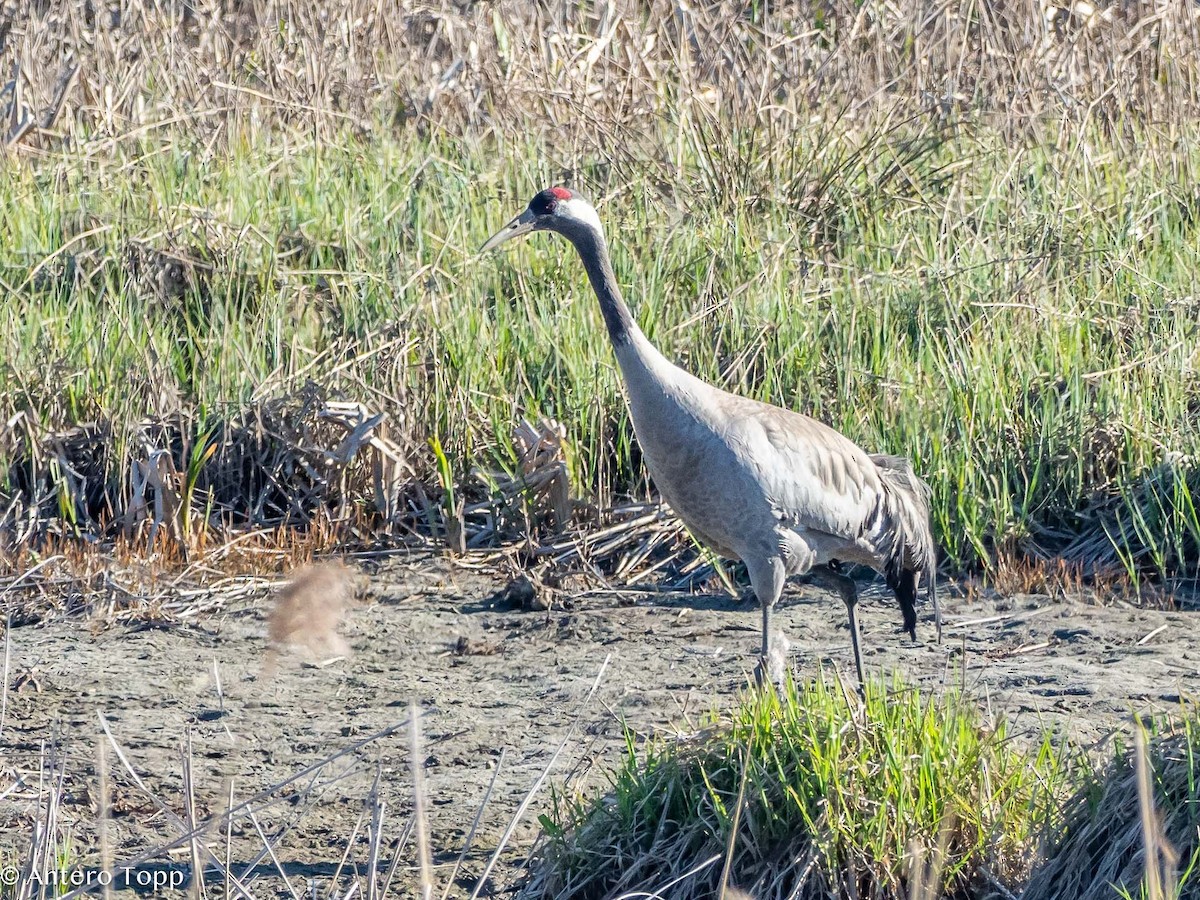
left=561, top=197, right=604, bottom=234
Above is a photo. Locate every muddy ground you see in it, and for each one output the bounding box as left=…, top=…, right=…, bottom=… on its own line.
left=1, top=551, right=1197, bottom=898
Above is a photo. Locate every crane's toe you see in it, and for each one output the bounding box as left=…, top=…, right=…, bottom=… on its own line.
left=753, top=656, right=769, bottom=689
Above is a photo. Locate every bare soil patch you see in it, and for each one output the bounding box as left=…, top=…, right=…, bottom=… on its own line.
left=2, top=552, right=1196, bottom=896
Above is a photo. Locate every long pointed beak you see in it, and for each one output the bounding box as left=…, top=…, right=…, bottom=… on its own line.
left=480, top=208, right=537, bottom=253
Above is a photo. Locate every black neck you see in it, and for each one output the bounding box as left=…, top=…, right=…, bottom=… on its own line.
left=561, top=222, right=635, bottom=347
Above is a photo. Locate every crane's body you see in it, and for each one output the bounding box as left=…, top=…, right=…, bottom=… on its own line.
left=483, top=187, right=941, bottom=689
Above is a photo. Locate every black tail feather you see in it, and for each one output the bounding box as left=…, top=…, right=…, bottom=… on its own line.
left=888, top=566, right=919, bottom=641
left=871, top=453, right=937, bottom=643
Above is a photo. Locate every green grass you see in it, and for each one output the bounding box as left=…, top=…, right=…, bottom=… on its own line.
left=2, top=118, right=1199, bottom=573
left=525, top=675, right=1073, bottom=899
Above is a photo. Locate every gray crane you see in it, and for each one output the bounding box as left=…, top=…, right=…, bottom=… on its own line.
left=482, top=187, right=941, bottom=690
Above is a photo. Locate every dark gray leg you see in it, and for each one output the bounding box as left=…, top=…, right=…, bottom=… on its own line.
left=928, top=571, right=943, bottom=644
left=844, top=582, right=867, bottom=695
left=747, top=556, right=786, bottom=690
left=754, top=600, right=772, bottom=688
left=814, top=566, right=866, bottom=696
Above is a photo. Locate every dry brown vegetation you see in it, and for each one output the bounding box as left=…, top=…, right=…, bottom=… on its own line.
left=6, top=0, right=1200, bottom=147
left=1023, top=715, right=1200, bottom=900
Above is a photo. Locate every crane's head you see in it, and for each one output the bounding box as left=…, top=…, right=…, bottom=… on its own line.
left=480, top=187, right=602, bottom=253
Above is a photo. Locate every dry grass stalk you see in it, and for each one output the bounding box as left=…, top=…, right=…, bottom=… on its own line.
left=986, top=553, right=1090, bottom=598
left=122, top=447, right=186, bottom=553
left=904, top=818, right=954, bottom=900
left=1, top=613, right=9, bottom=739
left=18, top=743, right=68, bottom=897
left=409, top=703, right=435, bottom=900
left=439, top=748, right=506, bottom=900
left=223, top=779, right=236, bottom=900
left=365, top=763, right=387, bottom=900
left=718, top=748, right=751, bottom=900
left=1136, top=725, right=1181, bottom=900
left=182, top=732, right=206, bottom=900
left=512, top=418, right=571, bottom=532
left=265, top=561, right=358, bottom=669
left=97, top=738, right=112, bottom=900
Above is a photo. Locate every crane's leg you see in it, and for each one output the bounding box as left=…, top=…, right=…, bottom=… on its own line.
left=928, top=570, right=943, bottom=644
left=822, top=566, right=866, bottom=697
left=845, top=587, right=867, bottom=696
left=746, top=556, right=787, bottom=690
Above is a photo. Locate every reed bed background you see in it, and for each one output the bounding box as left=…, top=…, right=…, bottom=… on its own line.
left=2, top=0, right=1199, bottom=589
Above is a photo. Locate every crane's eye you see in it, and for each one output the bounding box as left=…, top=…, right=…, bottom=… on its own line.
left=530, top=190, right=560, bottom=216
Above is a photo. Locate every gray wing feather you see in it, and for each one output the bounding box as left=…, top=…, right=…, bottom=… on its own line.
left=725, top=402, right=883, bottom=540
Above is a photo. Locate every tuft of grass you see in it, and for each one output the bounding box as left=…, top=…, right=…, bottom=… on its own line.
left=1024, top=707, right=1200, bottom=900
left=525, top=676, right=1073, bottom=899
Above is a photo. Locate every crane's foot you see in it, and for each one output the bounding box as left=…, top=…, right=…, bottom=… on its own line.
left=752, top=634, right=791, bottom=695
left=752, top=658, right=786, bottom=698
left=753, top=655, right=769, bottom=690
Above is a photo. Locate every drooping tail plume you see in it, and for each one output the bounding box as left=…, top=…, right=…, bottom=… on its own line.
left=870, top=454, right=940, bottom=641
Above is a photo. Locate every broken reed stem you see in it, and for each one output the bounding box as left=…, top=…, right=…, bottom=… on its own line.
left=717, top=746, right=749, bottom=900
left=367, top=763, right=385, bottom=900
left=409, top=702, right=434, bottom=900
left=97, top=738, right=112, bottom=900
left=1134, top=722, right=1180, bottom=900
left=224, top=779, right=235, bottom=900
left=183, top=731, right=204, bottom=900
left=1, top=613, right=9, bottom=740
left=439, top=747, right=506, bottom=900
left=245, top=807, right=303, bottom=900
